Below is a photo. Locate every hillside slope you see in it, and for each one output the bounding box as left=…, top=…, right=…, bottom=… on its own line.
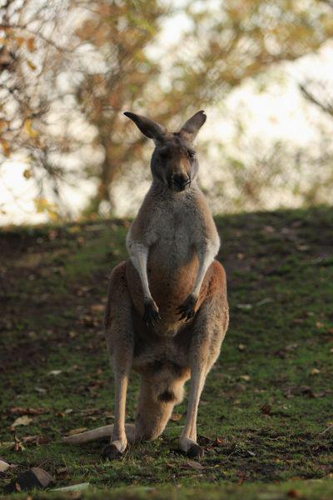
left=0, top=206, right=332, bottom=499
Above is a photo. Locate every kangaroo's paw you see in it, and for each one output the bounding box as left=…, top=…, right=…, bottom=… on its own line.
left=143, top=299, right=161, bottom=328
left=178, top=294, right=197, bottom=321
left=102, top=439, right=127, bottom=460
left=179, top=437, right=204, bottom=458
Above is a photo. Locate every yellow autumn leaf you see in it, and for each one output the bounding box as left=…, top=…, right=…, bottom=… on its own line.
left=34, top=197, right=48, bottom=213
left=34, top=198, right=60, bottom=221
left=26, top=37, right=35, bottom=53
left=0, top=139, right=11, bottom=157
left=48, top=210, right=60, bottom=222
left=24, top=119, right=38, bottom=138
left=26, top=60, right=37, bottom=71
left=15, top=36, right=25, bottom=47
left=23, top=169, right=32, bottom=179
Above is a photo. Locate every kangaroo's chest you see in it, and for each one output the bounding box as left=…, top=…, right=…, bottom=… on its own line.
left=150, top=206, right=194, bottom=264
left=148, top=207, right=196, bottom=284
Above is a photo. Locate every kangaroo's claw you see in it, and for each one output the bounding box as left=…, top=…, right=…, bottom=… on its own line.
left=186, top=443, right=205, bottom=459
left=102, top=444, right=124, bottom=460
left=178, top=294, right=197, bottom=321
left=143, top=300, right=161, bottom=328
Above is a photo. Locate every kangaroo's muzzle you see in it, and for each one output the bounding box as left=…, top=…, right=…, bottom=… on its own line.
left=169, top=173, right=191, bottom=192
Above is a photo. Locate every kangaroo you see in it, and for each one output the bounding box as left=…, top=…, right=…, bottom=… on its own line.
left=63, top=110, right=229, bottom=459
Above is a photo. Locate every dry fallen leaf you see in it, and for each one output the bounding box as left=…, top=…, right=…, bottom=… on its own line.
left=260, top=404, right=272, bottom=416
left=34, top=387, right=47, bottom=394
left=90, top=304, right=105, bottom=314
left=22, top=435, right=50, bottom=445
left=287, top=489, right=302, bottom=498
left=186, top=460, right=205, bottom=470
left=310, top=368, right=320, bottom=375
left=12, top=416, right=33, bottom=428
left=237, top=303, right=252, bottom=310
left=51, top=482, right=90, bottom=492
left=56, top=466, right=68, bottom=477
left=210, top=437, right=224, bottom=447
left=0, top=459, right=10, bottom=472
left=256, top=298, right=273, bottom=306
left=9, top=407, right=45, bottom=416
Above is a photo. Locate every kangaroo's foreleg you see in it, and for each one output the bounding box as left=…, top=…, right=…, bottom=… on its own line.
left=178, top=239, right=219, bottom=321
left=103, top=262, right=134, bottom=460
left=127, top=241, right=160, bottom=327
left=179, top=261, right=228, bottom=457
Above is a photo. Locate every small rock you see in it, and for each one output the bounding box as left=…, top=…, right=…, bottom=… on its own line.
left=4, top=467, right=54, bottom=492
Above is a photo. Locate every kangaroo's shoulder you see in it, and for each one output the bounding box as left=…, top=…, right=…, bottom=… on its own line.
left=127, top=188, right=161, bottom=242
left=184, top=186, right=218, bottom=236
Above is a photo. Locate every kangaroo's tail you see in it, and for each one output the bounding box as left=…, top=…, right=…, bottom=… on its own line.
left=63, top=425, right=112, bottom=445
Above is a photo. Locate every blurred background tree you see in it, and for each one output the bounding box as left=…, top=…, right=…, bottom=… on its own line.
left=74, top=0, right=166, bottom=214
left=1, top=0, right=333, bottom=221
left=0, top=0, right=78, bottom=219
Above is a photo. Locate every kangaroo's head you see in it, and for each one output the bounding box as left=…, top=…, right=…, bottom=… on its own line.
left=124, top=110, right=206, bottom=192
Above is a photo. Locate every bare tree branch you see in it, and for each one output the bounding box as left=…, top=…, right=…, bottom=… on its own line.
left=299, top=83, right=333, bottom=118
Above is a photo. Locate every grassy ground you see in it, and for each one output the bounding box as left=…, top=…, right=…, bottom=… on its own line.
left=0, top=206, right=332, bottom=499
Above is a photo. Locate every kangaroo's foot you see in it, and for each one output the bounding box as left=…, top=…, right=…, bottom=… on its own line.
left=179, top=437, right=204, bottom=458
left=102, top=444, right=123, bottom=460
left=178, top=294, right=197, bottom=321
left=143, top=299, right=161, bottom=328
left=102, top=438, right=127, bottom=460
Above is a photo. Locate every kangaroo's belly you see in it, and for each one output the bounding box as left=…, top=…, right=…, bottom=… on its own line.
left=148, top=242, right=198, bottom=309
left=126, top=240, right=199, bottom=333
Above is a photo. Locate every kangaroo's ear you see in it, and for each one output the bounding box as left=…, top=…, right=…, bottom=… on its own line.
left=124, top=111, right=166, bottom=143
left=179, top=110, right=207, bottom=142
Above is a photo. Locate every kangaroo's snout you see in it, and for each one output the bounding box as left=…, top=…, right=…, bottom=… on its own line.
left=169, top=172, right=191, bottom=192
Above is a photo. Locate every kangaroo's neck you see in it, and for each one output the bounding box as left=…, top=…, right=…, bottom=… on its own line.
left=150, top=177, right=199, bottom=201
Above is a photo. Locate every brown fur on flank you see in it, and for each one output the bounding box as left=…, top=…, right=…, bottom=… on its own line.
left=63, top=111, right=229, bottom=459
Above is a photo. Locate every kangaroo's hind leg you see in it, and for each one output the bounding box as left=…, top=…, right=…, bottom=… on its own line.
left=103, top=261, right=134, bottom=460
left=179, top=261, right=229, bottom=458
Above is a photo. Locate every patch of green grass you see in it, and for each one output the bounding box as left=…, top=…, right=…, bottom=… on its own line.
left=0, top=206, right=332, bottom=498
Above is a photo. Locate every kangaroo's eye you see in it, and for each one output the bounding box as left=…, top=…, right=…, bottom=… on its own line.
left=188, top=150, right=196, bottom=159
left=159, top=148, right=170, bottom=159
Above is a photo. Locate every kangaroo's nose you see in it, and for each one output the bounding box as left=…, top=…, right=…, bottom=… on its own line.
left=171, top=173, right=190, bottom=191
